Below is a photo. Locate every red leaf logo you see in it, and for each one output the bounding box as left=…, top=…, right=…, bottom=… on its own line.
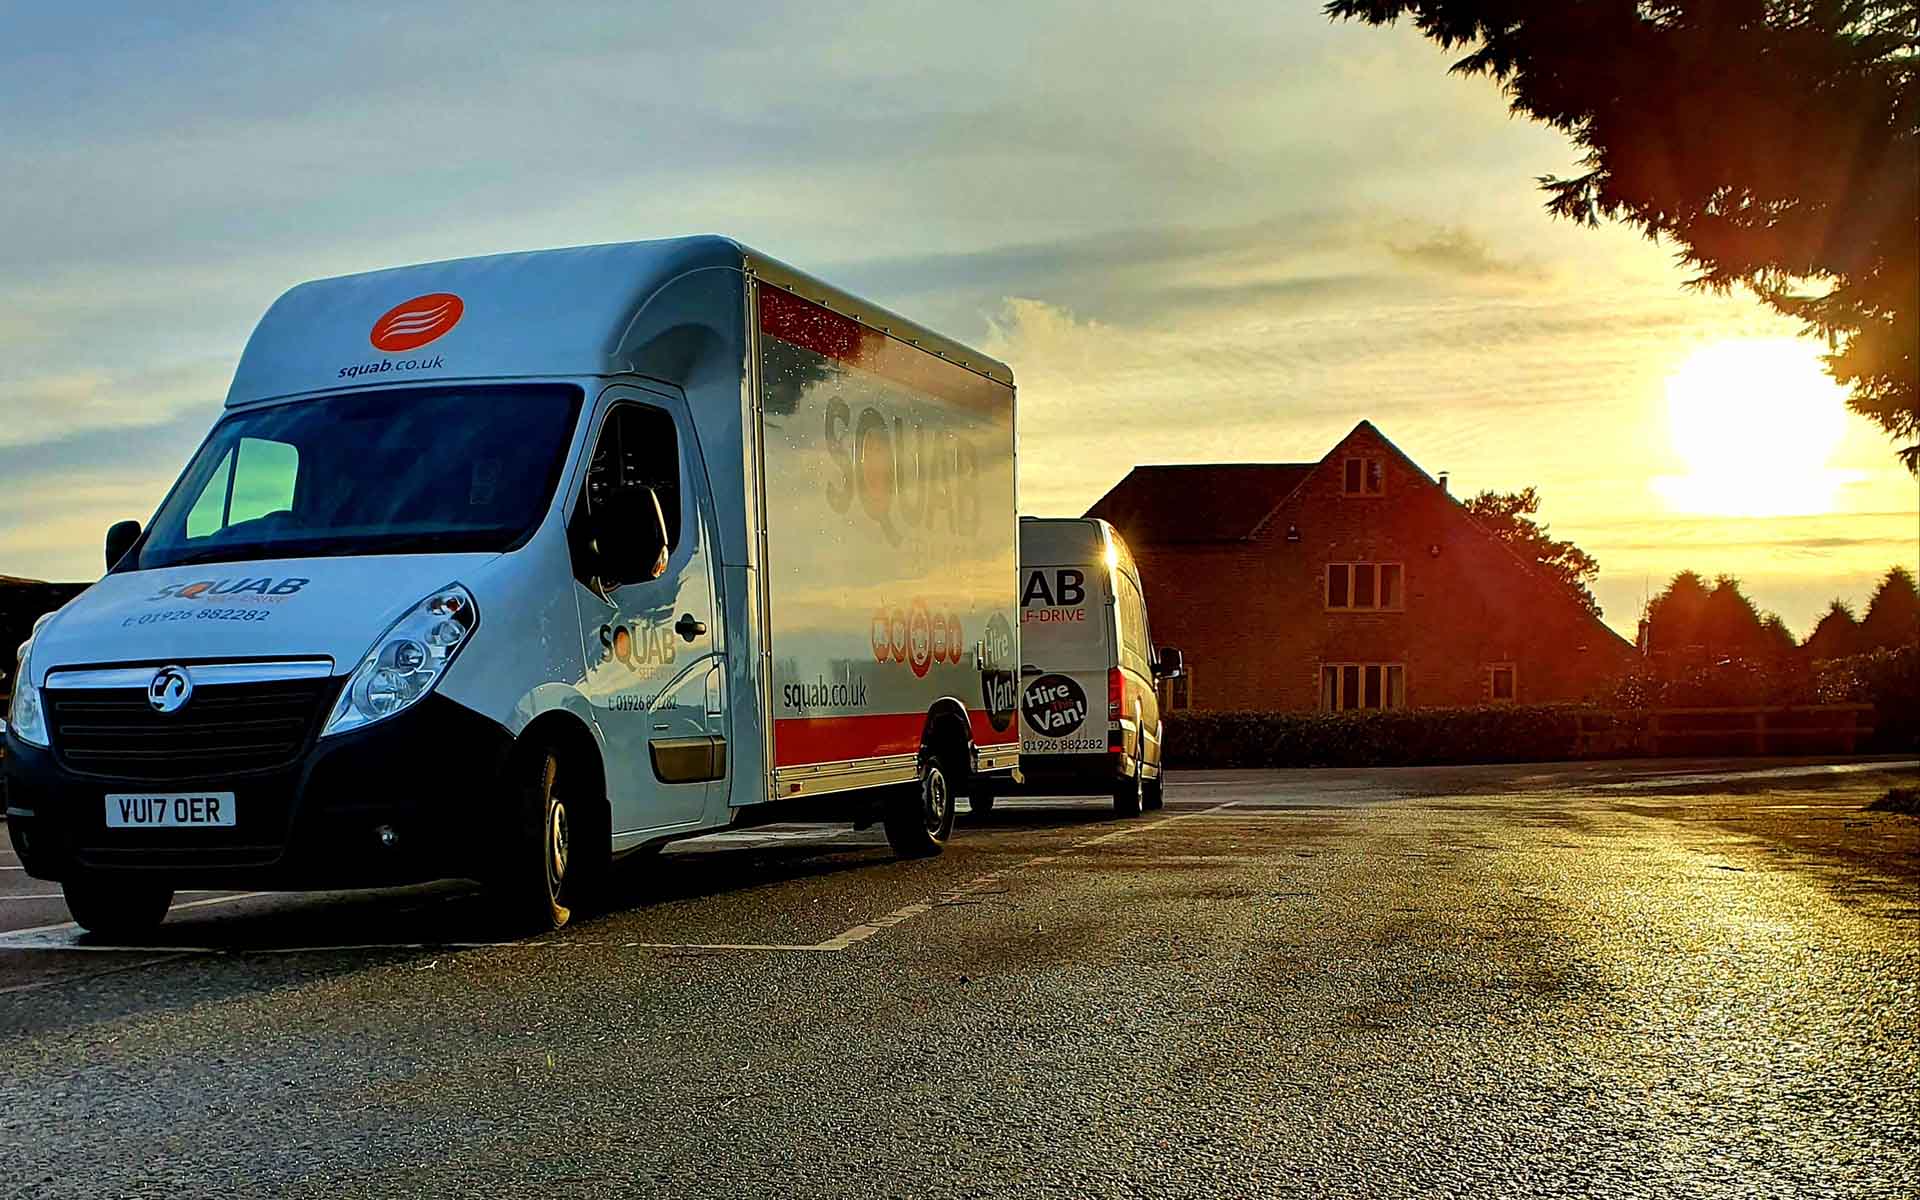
left=370, top=293, right=464, bottom=352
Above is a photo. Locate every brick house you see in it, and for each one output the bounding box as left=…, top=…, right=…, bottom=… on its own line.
left=1084, top=422, right=1638, bottom=712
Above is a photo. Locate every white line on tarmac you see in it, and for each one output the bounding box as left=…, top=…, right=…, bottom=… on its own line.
left=814, top=801, right=1241, bottom=950
left=0, top=892, right=265, bottom=940
left=0, top=935, right=840, bottom=954
left=0, top=802, right=1257, bottom=962
left=0, top=890, right=222, bottom=903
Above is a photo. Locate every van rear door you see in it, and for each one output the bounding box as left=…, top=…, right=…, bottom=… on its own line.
left=1018, top=564, right=1111, bottom=756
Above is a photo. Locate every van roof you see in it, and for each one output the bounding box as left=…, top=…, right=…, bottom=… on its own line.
left=1021, top=516, right=1139, bottom=576
left=226, top=235, right=1013, bottom=407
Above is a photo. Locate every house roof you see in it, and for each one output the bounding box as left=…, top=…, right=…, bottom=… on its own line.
left=1084, top=463, right=1316, bottom=544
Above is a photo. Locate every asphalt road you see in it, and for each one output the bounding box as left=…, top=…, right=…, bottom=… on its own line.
left=2, top=757, right=1916, bottom=1198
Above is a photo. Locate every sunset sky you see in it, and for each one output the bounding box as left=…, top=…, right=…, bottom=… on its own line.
left=2, top=1, right=1914, bottom=639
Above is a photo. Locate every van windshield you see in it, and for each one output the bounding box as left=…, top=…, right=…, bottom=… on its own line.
left=128, top=384, right=583, bottom=571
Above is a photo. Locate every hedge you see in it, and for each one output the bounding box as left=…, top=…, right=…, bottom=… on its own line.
left=1814, top=643, right=1920, bottom=752
left=1165, top=705, right=1597, bottom=769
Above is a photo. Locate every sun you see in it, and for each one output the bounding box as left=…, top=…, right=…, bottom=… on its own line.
left=1653, top=338, right=1857, bottom=516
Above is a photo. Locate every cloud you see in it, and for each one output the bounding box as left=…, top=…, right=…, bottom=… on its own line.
left=1387, top=225, right=1547, bottom=281
left=0, top=0, right=1909, bottom=636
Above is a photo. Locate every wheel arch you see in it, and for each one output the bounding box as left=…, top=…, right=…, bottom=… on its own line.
left=923, top=696, right=975, bottom=764
left=515, top=709, right=609, bottom=836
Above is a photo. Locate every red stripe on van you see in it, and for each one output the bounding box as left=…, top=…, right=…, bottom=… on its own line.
left=774, top=711, right=1018, bottom=768
left=757, top=283, right=1011, bottom=410
left=759, top=285, right=874, bottom=363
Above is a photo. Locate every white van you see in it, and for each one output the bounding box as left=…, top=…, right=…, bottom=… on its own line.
left=3, top=237, right=1021, bottom=935
left=976, top=517, right=1180, bottom=816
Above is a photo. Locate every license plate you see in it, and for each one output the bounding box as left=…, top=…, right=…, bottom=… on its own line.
left=105, top=793, right=237, bottom=828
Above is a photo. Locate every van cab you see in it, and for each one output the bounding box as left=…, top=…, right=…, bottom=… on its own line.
left=3, top=237, right=1021, bottom=936
left=984, top=517, right=1181, bottom=815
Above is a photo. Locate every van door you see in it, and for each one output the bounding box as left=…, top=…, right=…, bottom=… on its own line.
left=571, top=391, right=726, bottom=835
left=1018, top=564, right=1112, bottom=757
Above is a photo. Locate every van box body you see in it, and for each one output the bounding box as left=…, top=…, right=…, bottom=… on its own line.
left=4, top=237, right=1020, bottom=890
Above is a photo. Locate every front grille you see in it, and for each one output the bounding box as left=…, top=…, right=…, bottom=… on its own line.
left=48, top=677, right=336, bottom=781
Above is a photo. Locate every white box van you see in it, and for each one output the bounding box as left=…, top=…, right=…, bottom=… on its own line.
left=3, top=237, right=1021, bottom=934
left=976, top=517, right=1180, bottom=816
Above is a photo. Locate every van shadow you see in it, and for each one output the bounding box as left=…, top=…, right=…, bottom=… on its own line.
left=588, top=839, right=896, bottom=917
left=958, top=797, right=1129, bottom=830
left=72, top=838, right=896, bottom=954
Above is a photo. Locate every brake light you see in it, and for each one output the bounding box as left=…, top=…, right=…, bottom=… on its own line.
left=1108, top=668, right=1123, bottom=719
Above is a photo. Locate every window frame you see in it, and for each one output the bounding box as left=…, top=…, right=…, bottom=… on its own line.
left=1324, top=562, right=1405, bottom=612
left=1341, top=455, right=1385, bottom=497
left=570, top=399, right=689, bottom=591
left=1488, top=663, right=1517, bottom=704
left=1320, top=661, right=1406, bottom=711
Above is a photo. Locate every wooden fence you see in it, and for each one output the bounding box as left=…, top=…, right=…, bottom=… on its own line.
left=1573, top=704, right=1877, bottom=757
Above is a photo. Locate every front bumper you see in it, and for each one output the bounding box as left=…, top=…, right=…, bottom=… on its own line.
left=3, top=693, right=514, bottom=889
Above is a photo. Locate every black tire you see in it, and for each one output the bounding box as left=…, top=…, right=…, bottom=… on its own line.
left=493, top=743, right=587, bottom=933
left=968, top=784, right=995, bottom=817
left=1143, top=767, right=1165, bottom=811
left=63, top=875, right=174, bottom=940
left=1114, top=766, right=1143, bottom=817
left=886, top=736, right=960, bottom=857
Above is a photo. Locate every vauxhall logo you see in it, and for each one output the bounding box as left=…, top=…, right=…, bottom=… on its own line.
left=148, top=666, right=193, bottom=714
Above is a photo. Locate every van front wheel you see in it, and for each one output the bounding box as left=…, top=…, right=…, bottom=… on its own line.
left=494, top=745, right=578, bottom=933
left=886, top=743, right=958, bottom=857
left=63, top=874, right=174, bottom=941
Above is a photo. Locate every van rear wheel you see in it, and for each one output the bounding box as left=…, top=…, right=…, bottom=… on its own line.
left=63, top=874, right=174, bottom=941
left=1113, top=766, right=1143, bottom=817
left=886, top=741, right=959, bottom=857
left=1143, top=768, right=1165, bottom=811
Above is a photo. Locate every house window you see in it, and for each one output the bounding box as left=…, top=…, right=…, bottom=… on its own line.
left=1342, top=456, right=1384, bottom=496
left=1321, top=663, right=1405, bottom=711
left=1489, top=664, right=1516, bottom=704
left=1325, top=563, right=1403, bottom=611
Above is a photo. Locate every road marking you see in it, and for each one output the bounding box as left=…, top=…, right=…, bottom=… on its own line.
left=0, top=801, right=1256, bottom=961
left=0, top=934, right=841, bottom=954
left=814, top=801, right=1241, bottom=950
left=0, top=890, right=223, bottom=904
left=0, top=892, right=265, bottom=940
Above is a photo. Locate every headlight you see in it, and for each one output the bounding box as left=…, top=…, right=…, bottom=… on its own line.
left=322, top=584, right=477, bottom=738
left=6, top=616, right=55, bottom=748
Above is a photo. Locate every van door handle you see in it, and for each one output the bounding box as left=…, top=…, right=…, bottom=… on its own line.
left=1021, top=663, right=1043, bottom=677
left=675, top=613, right=707, bottom=642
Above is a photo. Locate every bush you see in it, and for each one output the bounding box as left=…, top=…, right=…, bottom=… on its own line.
left=1165, top=705, right=1594, bottom=769
left=1815, top=643, right=1920, bottom=750
left=1604, top=656, right=1811, bottom=708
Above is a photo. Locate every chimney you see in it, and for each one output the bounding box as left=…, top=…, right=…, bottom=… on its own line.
left=1437, top=470, right=1450, bottom=494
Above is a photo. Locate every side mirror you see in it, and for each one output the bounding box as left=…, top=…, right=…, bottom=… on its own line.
left=1152, top=646, right=1185, bottom=679
left=594, top=487, right=671, bottom=587
left=105, top=520, right=142, bottom=571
